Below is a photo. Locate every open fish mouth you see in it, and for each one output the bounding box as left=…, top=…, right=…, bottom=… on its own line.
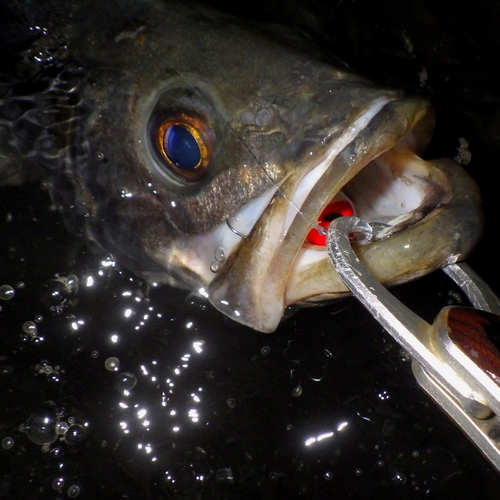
left=0, top=0, right=484, bottom=336
left=165, top=96, right=482, bottom=332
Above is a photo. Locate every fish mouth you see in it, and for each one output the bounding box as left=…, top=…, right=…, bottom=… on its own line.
left=180, top=96, right=482, bottom=332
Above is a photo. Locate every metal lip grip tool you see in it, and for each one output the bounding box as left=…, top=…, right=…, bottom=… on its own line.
left=327, top=216, right=500, bottom=472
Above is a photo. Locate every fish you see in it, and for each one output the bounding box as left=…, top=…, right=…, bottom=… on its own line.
left=0, top=0, right=483, bottom=332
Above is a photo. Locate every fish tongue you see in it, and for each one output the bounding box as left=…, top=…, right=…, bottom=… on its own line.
left=208, top=97, right=432, bottom=332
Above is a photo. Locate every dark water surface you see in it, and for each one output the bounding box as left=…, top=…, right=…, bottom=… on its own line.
left=1, top=1, right=500, bottom=498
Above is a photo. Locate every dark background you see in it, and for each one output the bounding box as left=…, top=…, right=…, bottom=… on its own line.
left=1, top=0, right=500, bottom=498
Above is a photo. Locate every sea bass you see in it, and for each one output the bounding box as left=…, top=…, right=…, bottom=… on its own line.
left=0, top=0, right=483, bottom=332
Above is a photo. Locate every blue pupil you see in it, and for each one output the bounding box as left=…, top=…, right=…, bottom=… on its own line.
left=164, top=125, right=201, bottom=171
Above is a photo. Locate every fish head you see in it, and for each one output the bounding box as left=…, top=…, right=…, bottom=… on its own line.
left=46, top=0, right=482, bottom=332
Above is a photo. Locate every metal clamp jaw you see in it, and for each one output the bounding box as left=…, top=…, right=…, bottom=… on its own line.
left=326, top=217, right=500, bottom=472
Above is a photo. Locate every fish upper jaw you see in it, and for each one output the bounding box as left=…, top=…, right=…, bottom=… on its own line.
left=165, top=96, right=482, bottom=333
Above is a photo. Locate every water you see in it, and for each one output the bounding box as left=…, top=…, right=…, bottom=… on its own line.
left=1, top=1, right=500, bottom=499
left=1, top=128, right=499, bottom=500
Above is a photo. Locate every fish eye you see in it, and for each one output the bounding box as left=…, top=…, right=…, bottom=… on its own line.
left=157, top=115, right=212, bottom=180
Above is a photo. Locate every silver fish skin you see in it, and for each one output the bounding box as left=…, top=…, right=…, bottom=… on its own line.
left=0, top=0, right=483, bottom=332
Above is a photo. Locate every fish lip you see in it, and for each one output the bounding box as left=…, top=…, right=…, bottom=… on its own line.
left=207, top=96, right=483, bottom=332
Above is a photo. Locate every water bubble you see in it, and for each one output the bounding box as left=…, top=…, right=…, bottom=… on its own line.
left=49, top=447, right=62, bottom=459
left=291, top=385, right=303, bottom=397
left=376, top=460, right=384, bottom=467
left=324, top=471, right=332, bottom=481
left=214, top=247, right=225, bottom=262
left=67, top=484, right=81, bottom=497
left=100, top=440, right=107, bottom=448
left=0, top=285, right=15, bottom=301
left=23, top=321, right=37, bottom=335
left=41, top=365, right=53, bottom=375
left=55, top=421, right=69, bottom=435
left=35, top=315, right=43, bottom=323
left=226, top=398, right=236, bottom=409
left=354, top=468, right=363, bottom=476
left=40, top=279, right=69, bottom=307
left=399, top=348, right=411, bottom=362
left=412, top=450, right=420, bottom=458
left=0, top=355, right=12, bottom=376
left=260, top=346, right=271, bottom=356
left=67, top=416, right=76, bottom=425
left=114, top=372, right=137, bottom=391
left=269, top=471, right=278, bottom=482
left=52, top=477, right=65, bottom=491
left=118, top=187, right=132, bottom=198
left=16, top=282, right=25, bottom=289
left=41, top=444, right=50, bottom=453
left=215, top=467, right=234, bottom=484
left=40, top=276, right=78, bottom=308
left=63, top=424, right=87, bottom=445
left=1, top=437, right=14, bottom=449
left=104, top=357, right=120, bottom=371
left=447, top=290, right=463, bottom=304
left=66, top=275, right=78, bottom=292
left=91, top=350, right=99, bottom=359
left=392, top=472, right=407, bottom=485
left=23, top=408, right=58, bottom=445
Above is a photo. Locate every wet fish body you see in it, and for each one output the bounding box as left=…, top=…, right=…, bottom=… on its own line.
left=0, top=0, right=483, bottom=331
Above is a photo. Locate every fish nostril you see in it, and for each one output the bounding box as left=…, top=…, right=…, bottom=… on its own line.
left=306, top=200, right=354, bottom=246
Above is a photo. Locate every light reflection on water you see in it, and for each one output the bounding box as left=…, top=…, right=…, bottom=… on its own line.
left=1, top=192, right=498, bottom=499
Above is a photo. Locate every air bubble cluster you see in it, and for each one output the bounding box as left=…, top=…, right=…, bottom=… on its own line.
left=20, top=403, right=88, bottom=447
left=34, top=360, right=61, bottom=382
